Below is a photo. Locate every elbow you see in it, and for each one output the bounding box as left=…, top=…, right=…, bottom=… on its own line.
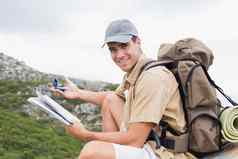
left=126, top=135, right=146, bottom=148
left=128, top=140, right=145, bottom=148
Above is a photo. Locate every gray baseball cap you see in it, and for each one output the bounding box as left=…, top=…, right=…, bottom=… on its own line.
left=102, top=19, right=138, bottom=47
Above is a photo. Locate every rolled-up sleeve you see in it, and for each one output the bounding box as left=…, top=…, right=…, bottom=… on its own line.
left=115, top=83, right=126, bottom=101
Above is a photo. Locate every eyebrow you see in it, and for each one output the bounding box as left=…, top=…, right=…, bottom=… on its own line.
left=108, top=42, right=129, bottom=48
left=108, top=44, right=119, bottom=50
left=119, top=43, right=129, bottom=47
left=108, top=46, right=115, bottom=50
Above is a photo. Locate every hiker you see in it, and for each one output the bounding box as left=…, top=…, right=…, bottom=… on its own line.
left=50, top=19, right=196, bottom=159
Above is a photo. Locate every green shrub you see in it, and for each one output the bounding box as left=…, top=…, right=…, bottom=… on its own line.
left=0, top=107, right=84, bottom=159
left=0, top=79, right=91, bottom=158
left=0, top=80, right=46, bottom=110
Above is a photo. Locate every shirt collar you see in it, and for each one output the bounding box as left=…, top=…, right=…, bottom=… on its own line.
left=125, top=54, right=151, bottom=86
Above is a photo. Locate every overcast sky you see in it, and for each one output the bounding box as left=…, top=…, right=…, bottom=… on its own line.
left=0, top=0, right=238, bottom=102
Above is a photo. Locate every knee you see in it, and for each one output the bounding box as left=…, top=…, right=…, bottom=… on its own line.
left=79, top=141, right=115, bottom=159
left=79, top=141, right=101, bottom=159
left=102, top=92, right=118, bottom=109
left=105, top=91, right=118, bottom=103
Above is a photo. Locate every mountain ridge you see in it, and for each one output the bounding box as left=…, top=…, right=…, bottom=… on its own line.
left=0, top=52, right=117, bottom=91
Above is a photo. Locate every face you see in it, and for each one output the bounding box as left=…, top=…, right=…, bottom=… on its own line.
left=107, top=37, right=141, bottom=72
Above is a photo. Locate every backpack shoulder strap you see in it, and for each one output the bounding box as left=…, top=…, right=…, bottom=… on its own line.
left=138, top=60, right=158, bottom=77
left=134, top=60, right=158, bottom=87
left=137, top=60, right=176, bottom=79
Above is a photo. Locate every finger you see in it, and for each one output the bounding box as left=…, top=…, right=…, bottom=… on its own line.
left=48, top=83, right=58, bottom=91
left=54, top=89, right=65, bottom=96
left=48, top=85, right=65, bottom=96
left=65, top=124, right=74, bottom=132
left=64, top=78, right=78, bottom=90
left=74, top=121, right=84, bottom=128
left=48, top=85, right=57, bottom=92
left=47, top=83, right=53, bottom=88
left=48, top=82, right=67, bottom=92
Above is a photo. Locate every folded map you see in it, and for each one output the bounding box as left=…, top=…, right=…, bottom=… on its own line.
left=28, top=91, right=84, bottom=127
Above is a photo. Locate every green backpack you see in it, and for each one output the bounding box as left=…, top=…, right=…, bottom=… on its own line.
left=144, top=38, right=237, bottom=157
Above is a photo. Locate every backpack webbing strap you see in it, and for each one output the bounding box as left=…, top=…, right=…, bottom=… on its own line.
left=146, top=129, right=161, bottom=149
left=146, top=128, right=187, bottom=151
left=173, top=67, right=189, bottom=126
left=160, top=138, right=176, bottom=149
left=159, top=120, right=180, bottom=136
left=199, top=64, right=237, bottom=106
left=185, top=64, right=201, bottom=87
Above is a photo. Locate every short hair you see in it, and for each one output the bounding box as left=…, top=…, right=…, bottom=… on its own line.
left=131, top=35, right=138, bottom=42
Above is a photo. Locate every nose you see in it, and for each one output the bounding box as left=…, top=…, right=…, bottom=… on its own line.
left=116, top=49, right=125, bottom=59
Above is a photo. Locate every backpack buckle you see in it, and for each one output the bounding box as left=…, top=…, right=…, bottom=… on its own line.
left=146, top=129, right=161, bottom=149
left=160, top=121, right=168, bottom=139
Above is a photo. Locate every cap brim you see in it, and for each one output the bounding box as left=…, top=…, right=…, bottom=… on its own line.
left=101, top=35, right=132, bottom=48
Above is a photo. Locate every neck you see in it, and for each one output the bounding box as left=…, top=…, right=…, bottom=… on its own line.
left=127, top=53, right=143, bottom=73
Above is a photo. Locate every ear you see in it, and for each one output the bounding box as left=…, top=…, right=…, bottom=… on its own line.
left=131, top=36, right=141, bottom=46
left=136, top=37, right=141, bottom=45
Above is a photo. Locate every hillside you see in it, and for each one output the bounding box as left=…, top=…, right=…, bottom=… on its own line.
left=0, top=53, right=118, bottom=159
left=0, top=107, right=83, bottom=159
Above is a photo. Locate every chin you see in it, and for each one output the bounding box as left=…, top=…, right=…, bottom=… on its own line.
left=121, top=66, right=133, bottom=72
left=117, top=63, right=134, bottom=72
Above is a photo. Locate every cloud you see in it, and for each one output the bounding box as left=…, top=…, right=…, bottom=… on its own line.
left=140, top=0, right=221, bottom=16
left=0, top=0, right=222, bottom=34
left=0, top=0, right=82, bottom=33
left=0, top=0, right=237, bottom=85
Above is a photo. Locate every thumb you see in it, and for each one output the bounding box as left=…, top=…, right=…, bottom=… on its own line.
left=49, top=86, right=65, bottom=97
left=64, top=77, right=78, bottom=90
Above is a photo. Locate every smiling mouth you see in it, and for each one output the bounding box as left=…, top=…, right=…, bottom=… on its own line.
left=117, top=60, right=127, bottom=66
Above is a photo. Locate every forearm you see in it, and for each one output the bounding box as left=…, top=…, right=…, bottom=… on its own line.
left=66, top=122, right=153, bottom=148
left=75, top=90, right=110, bottom=106
left=81, top=130, right=141, bottom=147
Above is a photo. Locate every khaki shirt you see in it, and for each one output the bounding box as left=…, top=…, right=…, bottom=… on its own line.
left=115, top=54, right=197, bottom=159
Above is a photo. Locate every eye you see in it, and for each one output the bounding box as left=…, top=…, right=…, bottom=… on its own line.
left=120, top=43, right=128, bottom=49
left=109, top=47, right=117, bottom=53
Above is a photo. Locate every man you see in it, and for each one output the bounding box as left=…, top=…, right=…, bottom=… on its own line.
left=51, top=19, right=196, bottom=159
